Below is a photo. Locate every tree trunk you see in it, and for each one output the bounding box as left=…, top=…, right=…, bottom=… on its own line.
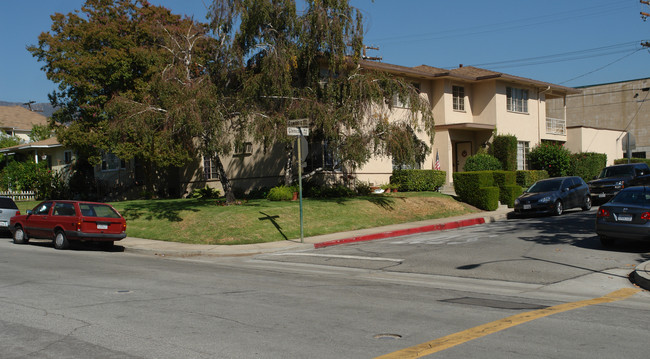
left=284, top=142, right=294, bottom=186
left=214, top=154, right=235, bottom=203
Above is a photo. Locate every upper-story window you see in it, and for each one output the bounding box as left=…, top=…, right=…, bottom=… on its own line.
left=507, top=87, right=528, bottom=113
left=391, top=82, right=421, bottom=109
left=452, top=85, right=465, bottom=111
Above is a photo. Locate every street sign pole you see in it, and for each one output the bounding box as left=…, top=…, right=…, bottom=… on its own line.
left=297, top=129, right=304, bottom=243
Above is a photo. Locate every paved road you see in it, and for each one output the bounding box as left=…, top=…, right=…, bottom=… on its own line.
left=1, top=209, right=649, bottom=358
left=259, top=208, right=650, bottom=285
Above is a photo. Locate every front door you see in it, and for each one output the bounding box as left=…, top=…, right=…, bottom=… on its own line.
left=455, top=142, right=473, bottom=172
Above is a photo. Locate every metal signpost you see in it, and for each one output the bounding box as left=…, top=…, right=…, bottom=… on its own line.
left=287, top=119, right=309, bottom=243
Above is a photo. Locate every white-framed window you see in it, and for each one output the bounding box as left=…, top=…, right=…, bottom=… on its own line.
left=64, top=150, right=73, bottom=164
left=507, top=87, right=528, bottom=113
left=203, top=156, right=219, bottom=180
left=101, top=153, right=126, bottom=171
left=517, top=141, right=529, bottom=170
left=452, top=85, right=465, bottom=111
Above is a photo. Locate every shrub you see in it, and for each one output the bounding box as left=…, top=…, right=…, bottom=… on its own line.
left=304, top=184, right=355, bottom=198
left=267, top=185, right=294, bottom=201
left=570, top=152, right=607, bottom=181
left=490, top=135, right=518, bottom=171
left=516, top=170, right=549, bottom=189
left=0, top=160, right=54, bottom=199
left=188, top=187, right=221, bottom=199
left=463, top=153, right=502, bottom=171
left=355, top=181, right=372, bottom=196
left=475, top=186, right=500, bottom=211
left=528, top=142, right=571, bottom=177
left=453, top=171, right=496, bottom=209
left=614, top=158, right=650, bottom=166
left=491, top=171, right=521, bottom=207
left=390, top=169, right=446, bottom=191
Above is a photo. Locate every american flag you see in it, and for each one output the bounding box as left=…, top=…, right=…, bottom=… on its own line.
left=434, top=150, right=441, bottom=170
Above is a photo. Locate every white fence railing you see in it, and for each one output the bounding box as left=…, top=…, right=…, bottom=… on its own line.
left=0, top=191, right=36, bottom=201
left=546, top=117, right=566, bottom=135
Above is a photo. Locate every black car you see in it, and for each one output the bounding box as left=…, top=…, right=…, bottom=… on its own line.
left=596, top=186, right=650, bottom=246
left=514, top=176, right=591, bottom=216
left=588, top=163, right=650, bottom=203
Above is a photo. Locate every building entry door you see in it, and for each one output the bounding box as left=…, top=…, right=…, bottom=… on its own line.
left=455, top=141, right=472, bottom=172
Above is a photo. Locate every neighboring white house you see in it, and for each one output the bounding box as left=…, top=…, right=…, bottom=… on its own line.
left=0, top=105, right=48, bottom=142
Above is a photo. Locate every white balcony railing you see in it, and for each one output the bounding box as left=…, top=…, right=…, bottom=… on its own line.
left=546, top=117, right=566, bottom=135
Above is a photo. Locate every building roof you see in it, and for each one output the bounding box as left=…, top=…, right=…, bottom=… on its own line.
left=0, top=106, right=49, bottom=131
left=0, top=137, right=61, bottom=153
left=359, top=61, right=580, bottom=96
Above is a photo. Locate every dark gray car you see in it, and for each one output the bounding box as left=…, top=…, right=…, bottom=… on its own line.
left=514, top=176, right=591, bottom=216
left=596, top=186, right=650, bottom=246
left=0, top=197, right=20, bottom=235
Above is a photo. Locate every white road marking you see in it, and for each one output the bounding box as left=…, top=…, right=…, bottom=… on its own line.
left=271, top=252, right=404, bottom=263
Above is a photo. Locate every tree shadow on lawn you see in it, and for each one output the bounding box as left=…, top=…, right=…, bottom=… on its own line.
left=120, top=200, right=203, bottom=222
left=311, top=195, right=399, bottom=210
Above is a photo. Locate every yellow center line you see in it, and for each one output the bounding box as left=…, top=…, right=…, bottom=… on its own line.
left=375, top=288, right=640, bottom=359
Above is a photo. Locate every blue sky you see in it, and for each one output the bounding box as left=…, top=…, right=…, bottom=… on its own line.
left=2, top=0, right=649, bottom=103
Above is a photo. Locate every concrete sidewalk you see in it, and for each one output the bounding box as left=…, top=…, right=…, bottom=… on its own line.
left=119, top=205, right=650, bottom=291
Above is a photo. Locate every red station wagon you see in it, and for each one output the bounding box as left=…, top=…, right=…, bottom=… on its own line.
left=9, top=200, right=127, bottom=250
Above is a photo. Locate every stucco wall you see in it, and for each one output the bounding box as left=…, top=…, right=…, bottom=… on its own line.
left=566, top=127, right=624, bottom=166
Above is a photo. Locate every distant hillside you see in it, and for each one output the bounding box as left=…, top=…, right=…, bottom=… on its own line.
left=0, top=101, right=55, bottom=117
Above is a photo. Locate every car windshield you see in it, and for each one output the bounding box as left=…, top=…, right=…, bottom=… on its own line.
left=609, top=190, right=650, bottom=205
left=78, top=203, right=121, bottom=218
left=527, top=180, right=562, bottom=193
left=598, top=166, right=634, bottom=178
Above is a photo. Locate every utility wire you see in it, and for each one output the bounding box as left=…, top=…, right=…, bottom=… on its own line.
left=560, top=48, right=646, bottom=84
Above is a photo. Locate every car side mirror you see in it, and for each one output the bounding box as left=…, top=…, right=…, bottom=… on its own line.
left=563, top=188, right=569, bottom=192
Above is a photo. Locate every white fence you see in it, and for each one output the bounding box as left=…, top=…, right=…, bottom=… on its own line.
left=0, top=191, right=36, bottom=201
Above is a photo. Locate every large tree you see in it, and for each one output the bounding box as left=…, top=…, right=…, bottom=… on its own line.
left=28, top=0, right=201, bottom=196
left=230, top=0, right=435, bottom=184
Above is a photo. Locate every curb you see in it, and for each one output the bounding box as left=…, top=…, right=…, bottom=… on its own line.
left=633, top=261, right=650, bottom=291
left=314, top=218, right=486, bottom=248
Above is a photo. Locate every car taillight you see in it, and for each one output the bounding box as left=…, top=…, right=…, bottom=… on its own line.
left=597, top=208, right=611, bottom=217
left=122, top=223, right=127, bottom=232
left=15, top=211, right=20, bottom=216
left=641, top=212, right=650, bottom=220
left=76, top=220, right=82, bottom=231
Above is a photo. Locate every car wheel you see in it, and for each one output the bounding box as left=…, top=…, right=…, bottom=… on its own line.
left=54, top=230, right=70, bottom=250
left=599, top=235, right=615, bottom=247
left=13, top=226, right=28, bottom=244
left=553, top=200, right=563, bottom=216
left=582, top=196, right=592, bottom=211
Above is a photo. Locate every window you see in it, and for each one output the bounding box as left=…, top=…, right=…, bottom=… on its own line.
left=452, top=85, right=465, bottom=111
left=391, top=83, right=421, bottom=108
left=33, top=202, right=52, bottom=215
left=507, top=87, right=528, bottom=113
left=53, top=202, right=76, bottom=216
left=101, top=153, right=126, bottom=171
left=234, top=142, right=253, bottom=156
left=64, top=151, right=73, bottom=165
left=203, top=156, right=219, bottom=180
left=517, top=141, right=529, bottom=170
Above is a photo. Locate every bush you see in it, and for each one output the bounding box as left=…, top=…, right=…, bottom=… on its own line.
left=355, top=181, right=373, bottom=196
left=516, top=170, right=549, bottom=189
left=528, top=142, right=571, bottom=177
left=463, top=153, right=502, bottom=171
left=491, top=171, right=522, bottom=207
left=267, top=185, right=294, bottom=201
left=0, top=160, right=54, bottom=199
left=453, top=171, right=497, bottom=210
left=490, top=135, right=518, bottom=171
left=390, top=169, right=446, bottom=191
left=614, top=158, right=650, bottom=166
left=475, top=186, right=500, bottom=211
left=303, top=183, right=355, bottom=198
left=570, top=152, right=607, bottom=181
left=188, top=187, right=221, bottom=199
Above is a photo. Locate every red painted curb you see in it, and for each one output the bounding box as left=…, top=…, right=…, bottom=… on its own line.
left=314, top=217, right=486, bottom=249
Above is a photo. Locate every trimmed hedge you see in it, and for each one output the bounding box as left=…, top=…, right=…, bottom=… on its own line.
left=453, top=171, right=499, bottom=210
left=515, top=170, right=549, bottom=189
left=491, top=135, right=518, bottom=171
left=614, top=158, right=650, bottom=166
left=570, top=152, right=607, bottom=181
left=492, top=171, right=522, bottom=207
left=464, top=153, right=502, bottom=171
left=390, top=169, right=446, bottom=191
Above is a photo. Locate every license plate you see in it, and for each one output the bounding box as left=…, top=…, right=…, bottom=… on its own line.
left=0, top=221, right=7, bottom=227
left=598, top=193, right=606, bottom=198
left=617, top=214, right=633, bottom=222
left=523, top=204, right=531, bottom=210
left=97, top=224, right=108, bottom=230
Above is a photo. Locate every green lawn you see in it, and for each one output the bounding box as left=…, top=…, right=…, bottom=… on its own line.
left=16, top=192, right=479, bottom=245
